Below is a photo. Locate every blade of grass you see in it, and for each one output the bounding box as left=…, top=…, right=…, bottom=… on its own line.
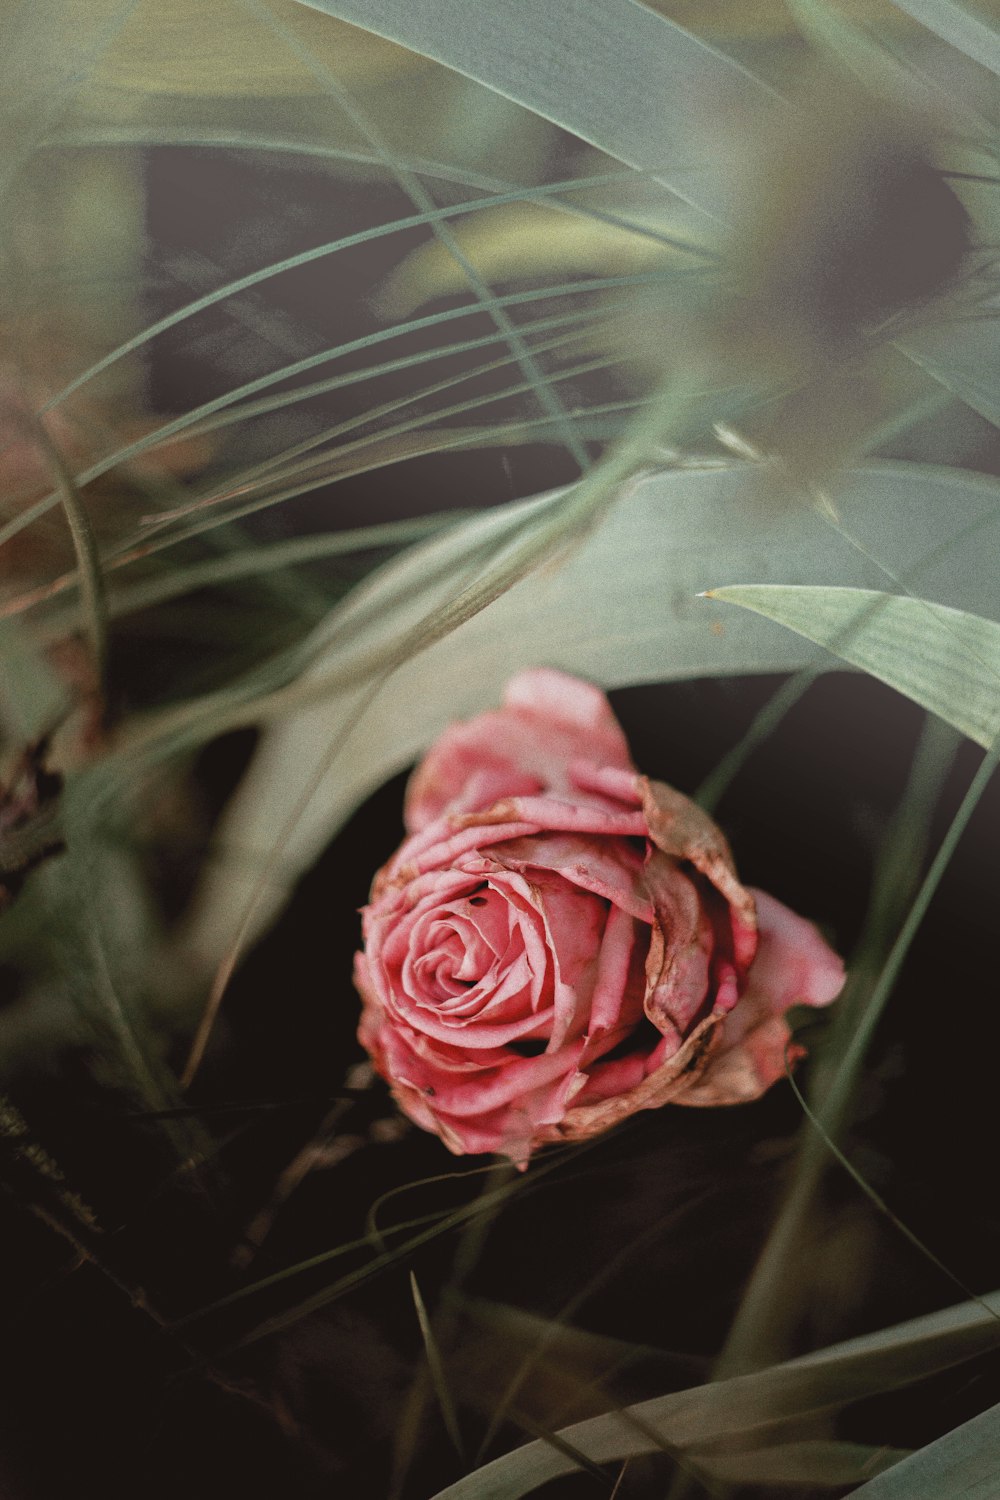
left=171, top=302, right=622, bottom=440
left=1, top=300, right=634, bottom=627
left=667, top=711, right=969, bottom=1500
left=173, top=1140, right=583, bottom=1336
left=53, top=131, right=715, bottom=262
left=112, top=400, right=645, bottom=575
left=784, top=1059, right=1000, bottom=1322
left=45, top=126, right=669, bottom=210
left=15, top=404, right=108, bottom=693
left=0, top=268, right=679, bottom=555
left=689, top=740, right=1000, bottom=1500
left=474, top=1184, right=722, bottom=1465
left=141, top=323, right=618, bottom=528
left=241, top=0, right=592, bottom=474
left=12, top=173, right=698, bottom=431
left=1, top=515, right=462, bottom=628
left=365, top=1162, right=504, bottom=1254
left=410, top=1271, right=466, bottom=1461
left=393, top=1162, right=520, bottom=1496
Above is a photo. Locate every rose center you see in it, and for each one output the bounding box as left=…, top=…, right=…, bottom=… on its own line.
left=410, top=886, right=511, bottom=1006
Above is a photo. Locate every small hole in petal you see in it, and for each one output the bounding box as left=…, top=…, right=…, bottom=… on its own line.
left=468, top=896, right=488, bottom=907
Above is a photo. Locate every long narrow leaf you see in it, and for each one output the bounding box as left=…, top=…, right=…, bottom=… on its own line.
left=888, top=0, right=1000, bottom=76
left=427, top=1288, right=1000, bottom=1498
left=849, top=1399, right=1000, bottom=1495
left=900, top=305, right=1000, bottom=432
left=292, top=0, right=778, bottom=220
left=705, top=584, right=1000, bottom=747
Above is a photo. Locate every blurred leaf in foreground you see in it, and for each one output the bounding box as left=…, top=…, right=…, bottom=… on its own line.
left=168, top=460, right=1000, bottom=980
left=428, top=1285, right=1000, bottom=1497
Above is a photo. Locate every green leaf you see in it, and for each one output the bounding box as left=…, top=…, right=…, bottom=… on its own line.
left=788, top=0, right=996, bottom=126
left=887, top=0, right=1000, bottom=77
left=291, top=0, right=778, bottom=220
left=426, top=1289, right=1000, bottom=1498
left=848, top=1399, right=1000, bottom=1496
left=899, top=306, right=1000, bottom=432
left=175, top=460, right=1000, bottom=976
left=692, top=1440, right=907, bottom=1487
left=788, top=0, right=932, bottom=98
left=705, top=583, right=1000, bottom=748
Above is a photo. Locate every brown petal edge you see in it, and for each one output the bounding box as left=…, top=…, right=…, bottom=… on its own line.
left=639, top=776, right=757, bottom=938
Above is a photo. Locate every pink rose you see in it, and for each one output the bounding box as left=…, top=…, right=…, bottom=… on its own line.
left=354, top=671, right=844, bottom=1166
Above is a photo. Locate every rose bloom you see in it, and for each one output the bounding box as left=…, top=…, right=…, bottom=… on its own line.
left=354, top=671, right=844, bottom=1166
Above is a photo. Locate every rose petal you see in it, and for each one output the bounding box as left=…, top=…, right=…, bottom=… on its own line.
left=405, top=669, right=634, bottom=831
left=643, top=854, right=716, bottom=1043
left=383, top=795, right=648, bottom=890
left=544, top=1014, right=724, bottom=1141
left=582, top=901, right=645, bottom=1044
left=640, top=776, right=757, bottom=971
left=665, top=889, right=845, bottom=1106
left=487, top=831, right=652, bottom=922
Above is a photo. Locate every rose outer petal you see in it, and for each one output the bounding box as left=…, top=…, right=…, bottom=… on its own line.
left=535, top=891, right=844, bottom=1139
left=641, top=776, right=757, bottom=971
left=652, top=889, right=845, bottom=1109
left=405, top=669, right=634, bottom=832
left=378, top=795, right=648, bottom=895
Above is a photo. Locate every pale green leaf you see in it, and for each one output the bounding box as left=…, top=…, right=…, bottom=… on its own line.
left=176, top=461, right=1000, bottom=976
left=787, top=0, right=997, bottom=127
left=900, top=305, right=1000, bottom=432
left=693, top=1440, right=907, bottom=1486
left=848, top=1399, right=1000, bottom=1496
left=706, top=584, right=1000, bottom=748
left=292, top=0, right=779, bottom=220
left=788, top=0, right=936, bottom=100
left=888, top=0, right=1000, bottom=77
